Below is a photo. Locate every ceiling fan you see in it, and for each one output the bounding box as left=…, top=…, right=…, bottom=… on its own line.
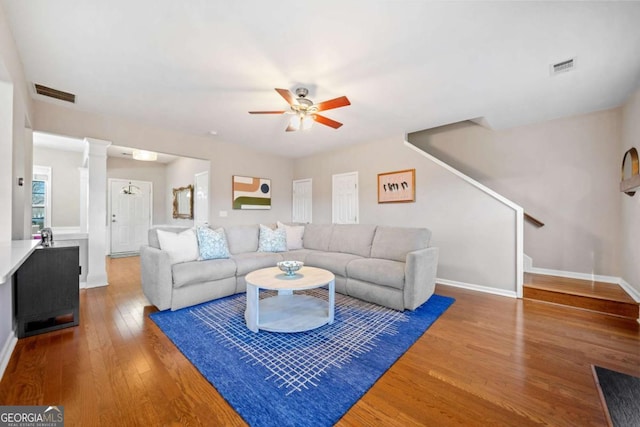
left=249, top=88, right=351, bottom=132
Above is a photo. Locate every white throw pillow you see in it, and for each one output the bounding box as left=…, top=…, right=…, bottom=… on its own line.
left=277, top=221, right=305, bottom=250
left=156, top=228, right=199, bottom=264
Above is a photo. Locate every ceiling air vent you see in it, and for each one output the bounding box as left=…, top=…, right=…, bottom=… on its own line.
left=550, top=57, right=576, bottom=76
left=34, top=84, right=76, bottom=103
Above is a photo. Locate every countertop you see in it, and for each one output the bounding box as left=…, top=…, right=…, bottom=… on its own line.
left=0, top=240, right=41, bottom=284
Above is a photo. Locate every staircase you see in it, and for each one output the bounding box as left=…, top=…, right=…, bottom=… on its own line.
left=524, top=273, right=639, bottom=320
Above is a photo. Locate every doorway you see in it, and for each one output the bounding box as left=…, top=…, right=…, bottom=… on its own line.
left=194, top=171, right=209, bottom=227
left=109, top=179, right=152, bottom=256
left=292, top=178, right=312, bottom=223
left=332, top=172, right=359, bottom=224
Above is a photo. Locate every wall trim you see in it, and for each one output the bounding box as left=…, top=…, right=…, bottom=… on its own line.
left=616, top=278, right=640, bottom=303
left=84, top=279, right=108, bottom=289
left=526, top=266, right=640, bottom=303
left=437, top=278, right=518, bottom=299
left=0, top=330, right=17, bottom=381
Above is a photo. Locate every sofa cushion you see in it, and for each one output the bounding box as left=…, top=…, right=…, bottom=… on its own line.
left=370, top=226, right=431, bottom=262
left=172, top=258, right=237, bottom=288
left=232, top=252, right=283, bottom=276
left=258, top=224, right=287, bottom=252
left=277, top=221, right=304, bottom=250
left=303, top=224, right=333, bottom=251
left=196, top=226, right=230, bottom=260
left=328, top=224, right=377, bottom=257
left=280, top=249, right=312, bottom=263
left=347, top=258, right=405, bottom=290
left=305, top=251, right=362, bottom=277
left=225, top=225, right=259, bottom=254
left=157, top=228, right=199, bottom=264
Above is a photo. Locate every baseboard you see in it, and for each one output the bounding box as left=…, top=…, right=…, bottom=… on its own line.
left=86, top=273, right=109, bottom=288
left=525, top=267, right=640, bottom=303
left=619, top=278, right=640, bottom=304
left=79, top=281, right=87, bottom=289
left=436, top=278, right=517, bottom=299
left=85, top=281, right=108, bottom=289
left=0, top=329, right=17, bottom=381
left=109, top=251, right=139, bottom=259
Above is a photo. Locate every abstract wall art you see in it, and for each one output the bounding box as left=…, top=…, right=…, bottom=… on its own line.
left=377, top=169, right=415, bottom=203
left=232, top=175, right=271, bottom=209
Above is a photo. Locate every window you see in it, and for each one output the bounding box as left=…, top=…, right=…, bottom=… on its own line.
left=32, top=166, right=51, bottom=234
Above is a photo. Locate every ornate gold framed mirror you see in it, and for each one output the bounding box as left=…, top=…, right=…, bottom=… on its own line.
left=173, top=185, right=194, bottom=219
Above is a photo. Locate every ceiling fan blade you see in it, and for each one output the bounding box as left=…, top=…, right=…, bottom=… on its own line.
left=275, top=88, right=296, bottom=106
left=312, top=114, right=343, bottom=129
left=248, top=111, right=286, bottom=114
left=315, top=96, right=351, bottom=112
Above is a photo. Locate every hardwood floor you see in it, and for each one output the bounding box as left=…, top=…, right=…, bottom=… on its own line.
left=1, top=257, right=638, bottom=426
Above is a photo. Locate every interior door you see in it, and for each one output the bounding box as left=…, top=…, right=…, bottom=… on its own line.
left=292, top=178, right=312, bottom=223
left=332, top=172, right=359, bottom=224
left=194, top=171, right=209, bottom=227
left=110, top=179, right=152, bottom=255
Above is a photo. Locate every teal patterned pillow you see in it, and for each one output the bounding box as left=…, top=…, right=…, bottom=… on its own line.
left=196, top=226, right=230, bottom=260
left=258, top=224, right=287, bottom=252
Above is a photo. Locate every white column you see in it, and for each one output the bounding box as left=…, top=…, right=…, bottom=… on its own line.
left=78, top=167, right=88, bottom=234
left=84, top=137, right=111, bottom=288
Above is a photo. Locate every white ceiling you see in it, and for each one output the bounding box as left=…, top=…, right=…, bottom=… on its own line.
left=5, top=1, right=640, bottom=158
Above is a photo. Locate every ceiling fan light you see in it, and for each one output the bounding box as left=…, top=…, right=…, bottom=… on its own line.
left=132, top=149, right=158, bottom=161
left=288, top=115, right=301, bottom=131
left=302, top=115, right=313, bottom=130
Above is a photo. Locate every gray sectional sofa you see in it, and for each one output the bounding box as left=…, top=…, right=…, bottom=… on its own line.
left=140, top=223, right=439, bottom=312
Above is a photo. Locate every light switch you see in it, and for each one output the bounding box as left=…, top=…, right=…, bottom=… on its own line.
left=219, top=210, right=228, bottom=217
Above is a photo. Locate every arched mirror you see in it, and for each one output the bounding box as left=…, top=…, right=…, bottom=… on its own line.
left=173, top=185, right=194, bottom=219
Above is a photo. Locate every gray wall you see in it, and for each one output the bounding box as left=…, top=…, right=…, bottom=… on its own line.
left=107, top=156, right=168, bottom=225
left=33, top=146, right=83, bottom=227
left=409, top=108, right=622, bottom=278
left=165, top=156, right=209, bottom=226
left=294, top=135, right=519, bottom=293
left=621, top=89, right=640, bottom=295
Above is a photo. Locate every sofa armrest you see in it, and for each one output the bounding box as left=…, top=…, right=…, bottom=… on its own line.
left=140, top=245, right=173, bottom=310
left=403, top=246, right=439, bottom=310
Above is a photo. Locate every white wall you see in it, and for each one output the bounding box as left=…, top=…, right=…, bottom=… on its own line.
left=294, top=135, right=519, bottom=294
left=33, top=101, right=294, bottom=227
left=409, top=109, right=622, bottom=278
left=0, top=1, right=35, bottom=378
left=33, top=146, right=83, bottom=227
left=165, top=156, right=209, bottom=226
left=107, top=156, right=167, bottom=225
left=620, top=89, right=640, bottom=295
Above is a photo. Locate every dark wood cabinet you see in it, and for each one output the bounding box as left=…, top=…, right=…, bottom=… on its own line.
left=14, top=241, right=80, bottom=338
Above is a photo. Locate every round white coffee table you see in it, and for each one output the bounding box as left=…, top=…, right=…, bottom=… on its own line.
left=244, top=266, right=335, bottom=333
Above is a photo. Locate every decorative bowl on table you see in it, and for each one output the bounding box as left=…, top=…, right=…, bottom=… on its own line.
left=277, top=260, right=303, bottom=276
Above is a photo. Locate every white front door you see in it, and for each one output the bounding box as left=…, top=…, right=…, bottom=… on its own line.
left=292, top=178, right=312, bottom=223
left=110, top=179, right=152, bottom=254
left=194, top=171, right=209, bottom=227
left=332, top=172, right=359, bottom=224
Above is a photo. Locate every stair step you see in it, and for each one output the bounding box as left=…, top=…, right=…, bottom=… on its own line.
left=523, top=273, right=639, bottom=320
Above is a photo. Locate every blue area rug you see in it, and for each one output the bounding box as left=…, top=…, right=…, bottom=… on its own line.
left=150, top=289, right=454, bottom=427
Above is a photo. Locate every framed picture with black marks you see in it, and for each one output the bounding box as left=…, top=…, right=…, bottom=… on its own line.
left=377, top=169, right=415, bottom=203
